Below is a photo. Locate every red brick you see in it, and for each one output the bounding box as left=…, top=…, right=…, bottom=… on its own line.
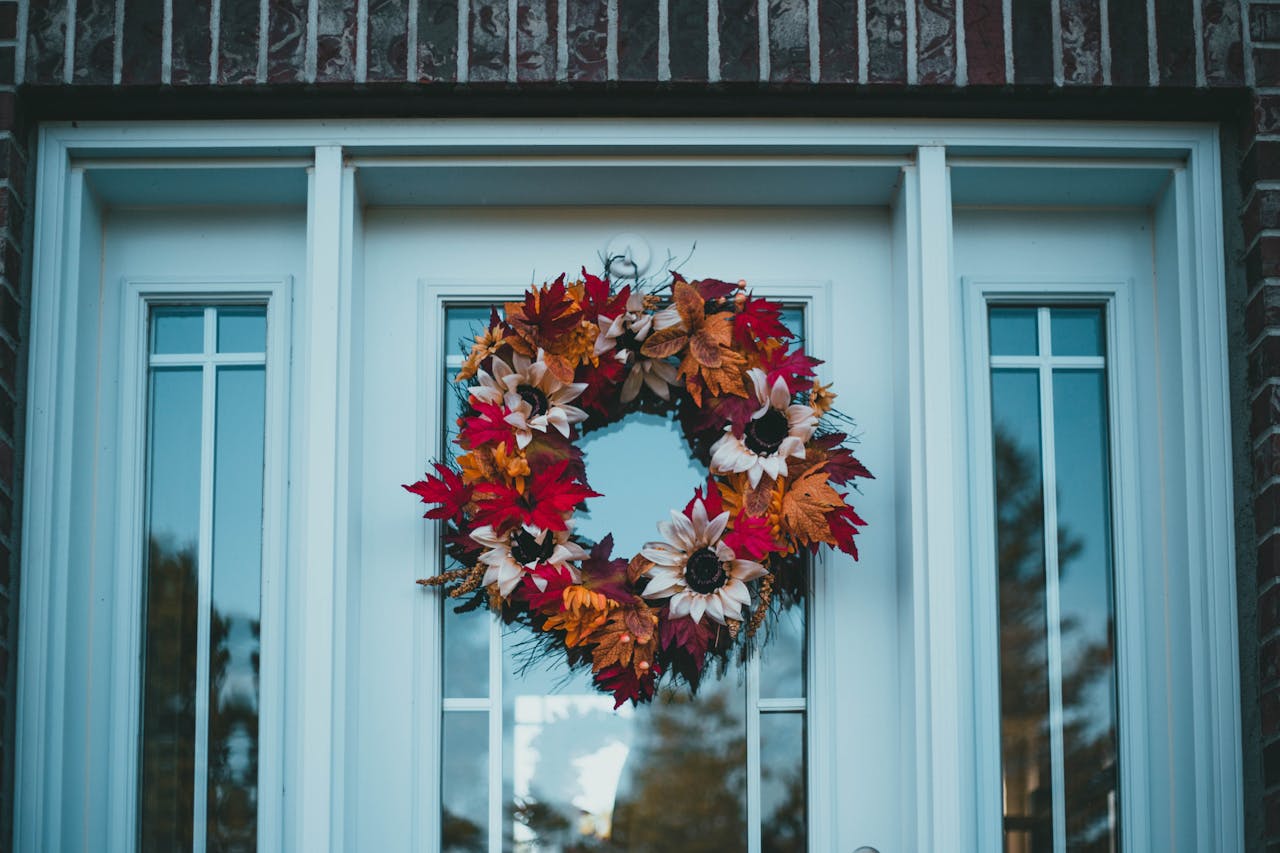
left=964, top=0, right=1005, bottom=84
left=1248, top=284, right=1280, bottom=342
left=1245, top=189, right=1280, bottom=245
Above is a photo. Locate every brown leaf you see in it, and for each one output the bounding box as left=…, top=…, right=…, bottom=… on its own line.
left=627, top=553, right=655, bottom=584
left=781, top=468, right=844, bottom=544
left=589, top=609, right=659, bottom=673
left=641, top=327, right=689, bottom=358
left=689, top=329, right=723, bottom=367
left=745, top=474, right=776, bottom=516
left=543, top=351, right=578, bottom=384
left=701, top=312, right=734, bottom=347
left=622, top=605, right=659, bottom=644
left=673, top=280, right=705, bottom=327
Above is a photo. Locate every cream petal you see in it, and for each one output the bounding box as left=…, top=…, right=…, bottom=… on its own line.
left=763, top=455, right=788, bottom=482
left=559, top=404, right=588, bottom=424
left=498, top=563, right=524, bottom=597
left=642, top=576, right=684, bottom=599
left=665, top=510, right=698, bottom=551
left=747, top=463, right=764, bottom=489
left=529, top=572, right=550, bottom=592
left=704, top=510, right=730, bottom=546
left=642, top=542, right=687, bottom=566
left=690, top=499, right=709, bottom=534
left=718, top=591, right=746, bottom=622
left=545, top=407, right=570, bottom=436
left=705, top=594, right=727, bottom=624
left=643, top=368, right=671, bottom=400
left=552, top=382, right=588, bottom=405
left=730, top=559, right=767, bottom=582
left=669, top=591, right=693, bottom=619
left=688, top=596, right=708, bottom=624
left=504, top=410, right=530, bottom=431
left=721, top=578, right=752, bottom=609
left=514, top=429, right=534, bottom=449
left=714, top=540, right=736, bottom=562
left=490, top=356, right=514, bottom=383
left=778, top=436, right=806, bottom=459
left=651, top=359, right=679, bottom=383
left=769, top=375, right=791, bottom=410
left=470, top=525, right=505, bottom=548
left=787, top=403, right=816, bottom=429
left=621, top=366, right=645, bottom=403
left=652, top=306, right=683, bottom=331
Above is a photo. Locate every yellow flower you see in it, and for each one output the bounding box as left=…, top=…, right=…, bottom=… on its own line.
left=544, top=585, right=615, bottom=647
left=809, top=380, right=837, bottom=416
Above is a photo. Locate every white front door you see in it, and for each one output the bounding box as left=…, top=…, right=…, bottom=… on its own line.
left=353, top=205, right=900, bottom=851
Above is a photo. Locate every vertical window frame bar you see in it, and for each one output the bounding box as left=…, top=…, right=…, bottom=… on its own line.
left=191, top=306, right=218, bottom=853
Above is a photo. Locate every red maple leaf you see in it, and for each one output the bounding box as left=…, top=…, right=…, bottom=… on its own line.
left=595, top=663, right=660, bottom=708
left=403, top=463, right=473, bottom=521
left=459, top=401, right=515, bottom=451
left=579, top=534, right=637, bottom=602
left=575, top=356, right=625, bottom=417
left=471, top=460, right=600, bottom=533
left=523, top=565, right=576, bottom=611
left=724, top=513, right=779, bottom=561
left=826, top=503, right=866, bottom=559
left=811, top=433, right=874, bottom=484
left=683, top=478, right=725, bottom=519
left=762, top=344, right=822, bottom=394
left=733, top=295, right=794, bottom=347
left=512, top=276, right=582, bottom=341
left=580, top=268, right=630, bottom=320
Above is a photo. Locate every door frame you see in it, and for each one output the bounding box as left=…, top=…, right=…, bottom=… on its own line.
left=18, top=119, right=1238, bottom=852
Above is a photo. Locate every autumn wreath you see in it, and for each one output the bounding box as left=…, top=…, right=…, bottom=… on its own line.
left=405, top=269, right=871, bottom=707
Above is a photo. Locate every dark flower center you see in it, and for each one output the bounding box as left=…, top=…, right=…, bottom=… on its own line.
left=685, top=547, right=728, bottom=594
left=516, top=384, right=550, bottom=417
left=744, top=408, right=789, bottom=456
left=511, top=528, right=556, bottom=565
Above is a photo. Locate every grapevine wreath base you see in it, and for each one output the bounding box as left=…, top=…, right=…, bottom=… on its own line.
left=405, top=268, right=870, bottom=707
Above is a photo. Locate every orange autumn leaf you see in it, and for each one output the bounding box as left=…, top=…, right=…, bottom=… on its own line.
left=589, top=608, right=659, bottom=673
left=780, top=463, right=845, bottom=545
left=543, top=585, right=615, bottom=647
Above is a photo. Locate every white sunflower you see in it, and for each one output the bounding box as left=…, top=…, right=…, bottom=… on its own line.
left=709, top=368, right=818, bottom=488
left=592, top=292, right=681, bottom=403
left=640, top=499, right=767, bottom=625
left=471, top=523, right=589, bottom=597
left=468, top=352, right=588, bottom=449
left=593, top=291, right=655, bottom=358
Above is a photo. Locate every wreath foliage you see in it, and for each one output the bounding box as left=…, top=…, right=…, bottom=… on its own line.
left=406, top=267, right=871, bottom=706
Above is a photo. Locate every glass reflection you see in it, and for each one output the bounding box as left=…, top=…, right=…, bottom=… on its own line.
left=1049, top=308, right=1104, bottom=358
left=152, top=307, right=204, bottom=355
left=502, top=649, right=748, bottom=853
left=443, top=711, right=490, bottom=852
left=217, top=307, right=267, bottom=354
left=760, top=713, right=806, bottom=852
left=990, top=308, right=1039, bottom=357
left=140, top=367, right=203, bottom=851
left=759, top=603, right=805, bottom=699
left=991, top=369, right=1052, bottom=853
left=1051, top=370, right=1118, bottom=851
left=208, top=366, right=266, bottom=852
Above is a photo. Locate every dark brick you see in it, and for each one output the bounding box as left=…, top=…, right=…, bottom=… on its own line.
left=469, top=0, right=509, bottom=81
left=73, top=0, right=116, bottom=84
left=866, top=0, right=907, bottom=83
left=1260, top=479, right=1280, bottom=536
left=1154, top=0, right=1194, bottom=85
left=369, top=0, right=411, bottom=81
left=769, top=0, right=810, bottom=82
left=267, top=0, right=309, bottom=83
left=0, top=47, right=15, bottom=86
left=171, top=0, right=213, bottom=84
left=1011, top=0, right=1052, bottom=84
left=1265, top=689, right=1280, bottom=737
left=1203, top=0, right=1246, bottom=86
left=317, top=0, right=358, bottom=81
left=1252, top=335, right=1280, bottom=391
left=1106, top=0, right=1148, bottom=85
left=1243, top=140, right=1280, bottom=199
left=1269, top=740, right=1280, bottom=787
left=669, top=0, right=709, bottom=81
left=417, top=0, right=459, bottom=80
left=517, top=0, right=558, bottom=81
left=1248, top=284, right=1280, bottom=342
left=818, top=0, right=857, bottom=82
left=1257, top=46, right=1280, bottom=90
left=964, top=0, right=1005, bottom=84
left=1265, top=584, right=1280, bottom=639
left=0, top=338, right=15, bottom=394
left=1249, top=379, right=1280, bottom=435
left=1246, top=189, right=1280, bottom=243
left=219, top=0, right=261, bottom=84
left=1058, top=0, right=1101, bottom=84
left=1258, top=432, right=1280, bottom=486
left=0, top=4, right=16, bottom=41
left=121, top=0, right=164, bottom=84
left=916, top=0, right=956, bottom=84
left=0, top=238, right=19, bottom=283
left=566, top=0, right=607, bottom=81
left=0, top=137, right=25, bottom=201
left=1249, top=238, right=1280, bottom=289
left=718, top=0, right=758, bottom=82
left=1269, top=793, right=1280, bottom=839
left=1264, top=633, right=1280, bottom=686
left=617, top=0, right=658, bottom=80
left=26, top=0, right=68, bottom=83
left=0, top=188, right=24, bottom=238
left=1254, top=2, right=1280, bottom=43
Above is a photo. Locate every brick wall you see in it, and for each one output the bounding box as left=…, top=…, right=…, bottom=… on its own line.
left=7, top=0, right=1280, bottom=851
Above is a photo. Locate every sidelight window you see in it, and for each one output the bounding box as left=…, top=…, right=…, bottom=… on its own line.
left=138, top=305, right=269, bottom=852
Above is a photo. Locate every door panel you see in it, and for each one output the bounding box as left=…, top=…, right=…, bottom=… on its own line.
left=354, top=206, right=900, bottom=850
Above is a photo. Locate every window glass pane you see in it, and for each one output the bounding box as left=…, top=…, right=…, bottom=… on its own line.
left=446, top=306, right=497, bottom=354
left=760, top=712, right=806, bottom=852
left=442, top=711, right=490, bottom=852
left=153, top=307, right=205, bottom=355
left=443, top=602, right=490, bottom=699
left=1052, top=370, right=1119, bottom=850
left=759, top=601, right=805, bottom=699
left=140, top=366, right=204, bottom=850
left=208, top=365, right=266, bottom=851
left=217, top=307, right=267, bottom=354
left=990, top=368, right=1053, bottom=851
left=1049, top=307, right=1104, bottom=358
left=989, top=308, right=1039, bottom=357
left=575, top=412, right=708, bottom=560
left=779, top=306, right=805, bottom=339
left=502, top=650, right=747, bottom=852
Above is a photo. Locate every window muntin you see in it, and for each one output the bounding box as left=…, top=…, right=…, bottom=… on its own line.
left=140, top=305, right=268, bottom=853
left=437, top=303, right=809, bottom=853
left=987, top=305, right=1120, bottom=853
